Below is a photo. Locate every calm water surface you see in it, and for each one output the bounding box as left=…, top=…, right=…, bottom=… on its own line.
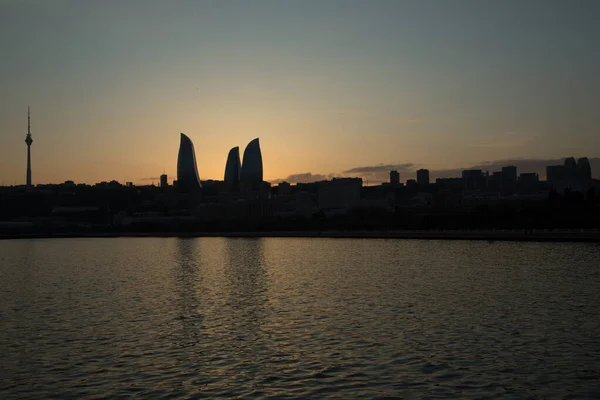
left=1, top=238, right=599, bottom=399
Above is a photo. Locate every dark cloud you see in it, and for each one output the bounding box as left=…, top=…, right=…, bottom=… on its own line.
left=343, top=163, right=416, bottom=174
left=140, top=177, right=160, bottom=181
left=270, top=172, right=334, bottom=184
left=342, top=163, right=416, bottom=184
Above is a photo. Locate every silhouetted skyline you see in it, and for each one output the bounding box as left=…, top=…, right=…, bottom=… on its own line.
left=8, top=114, right=600, bottom=186
left=1, top=1, right=599, bottom=185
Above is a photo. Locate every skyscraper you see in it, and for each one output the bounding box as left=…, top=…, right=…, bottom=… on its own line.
left=224, top=146, right=241, bottom=191
left=240, top=138, right=263, bottom=191
left=390, top=170, right=400, bottom=187
left=502, top=166, right=517, bottom=181
left=462, top=169, right=485, bottom=191
left=519, top=173, right=539, bottom=194
left=160, top=174, right=168, bottom=188
left=546, top=157, right=592, bottom=192
left=564, top=157, right=577, bottom=170
left=577, top=157, right=592, bottom=182
left=563, top=157, right=578, bottom=185
left=176, top=133, right=202, bottom=194
left=25, top=107, right=33, bottom=188
left=416, top=169, right=430, bottom=185
left=501, top=166, right=517, bottom=193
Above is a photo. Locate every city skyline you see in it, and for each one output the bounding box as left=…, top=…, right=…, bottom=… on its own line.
left=1, top=1, right=599, bottom=185
left=5, top=110, right=600, bottom=186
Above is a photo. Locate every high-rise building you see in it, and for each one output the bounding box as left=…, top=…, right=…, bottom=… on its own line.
left=416, top=169, right=430, bottom=185
left=160, top=174, right=168, bottom=188
left=224, top=146, right=241, bottom=192
left=390, top=170, right=400, bottom=187
left=462, top=169, right=486, bottom=191
left=564, top=157, right=577, bottom=170
left=502, top=166, right=517, bottom=180
left=487, top=171, right=504, bottom=194
left=577, top=157, right=592, bottom=182
left=25, top=107, right=33, bottom=188
left=563, top=157, right=579, bottom=185
left=176, top=133, right=202, bottom=194
left=240, top=138, right=263, bottom=192
left=501, top=166, right=517, bottom=193
left=518, top=173, right=539, bottom=194
left=546, top=157, right=592, bottom=192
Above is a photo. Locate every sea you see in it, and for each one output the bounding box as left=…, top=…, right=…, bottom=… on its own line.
left=1, top=237, right=599, bottom=399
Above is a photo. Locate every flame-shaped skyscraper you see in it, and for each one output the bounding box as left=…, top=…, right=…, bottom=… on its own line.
left=240, top=138, right=263, bottom=191
left=224, top=146, right=241, bottom=192
left=176, top=133, right=202, bottom=194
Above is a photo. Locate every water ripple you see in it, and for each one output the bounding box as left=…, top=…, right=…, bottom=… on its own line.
left=1, top=238, right=599, bottom=398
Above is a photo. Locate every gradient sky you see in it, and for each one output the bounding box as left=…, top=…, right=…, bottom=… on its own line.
left=1, top=0, right=599, bottom=185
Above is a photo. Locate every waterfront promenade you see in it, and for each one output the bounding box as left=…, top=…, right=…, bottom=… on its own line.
left=2, top=229, right=600, bottom=242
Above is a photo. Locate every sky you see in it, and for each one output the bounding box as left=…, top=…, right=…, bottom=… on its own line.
left=1, top=0, right=599, bottom=185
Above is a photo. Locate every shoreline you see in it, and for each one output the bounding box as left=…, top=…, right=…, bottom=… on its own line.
left=2, top=230, right=600, bottom=242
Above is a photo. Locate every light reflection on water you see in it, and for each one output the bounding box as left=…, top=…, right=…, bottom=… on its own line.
left=1, top=238, right=599, bottom=398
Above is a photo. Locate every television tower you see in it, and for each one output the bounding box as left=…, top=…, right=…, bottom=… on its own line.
left=25, top=107, right=33, bottom=188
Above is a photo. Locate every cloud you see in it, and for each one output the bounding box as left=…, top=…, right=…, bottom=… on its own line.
left=342, top=163, right=417, bottom=184
left=140, top=177, right=160, bottom=181
left=270, top=172, right=334, bottom=184
left=343, top=163, right=415, bottom=174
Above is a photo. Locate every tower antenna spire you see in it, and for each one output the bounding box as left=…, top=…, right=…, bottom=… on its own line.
left=25, top=106, right=34, bottom=188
